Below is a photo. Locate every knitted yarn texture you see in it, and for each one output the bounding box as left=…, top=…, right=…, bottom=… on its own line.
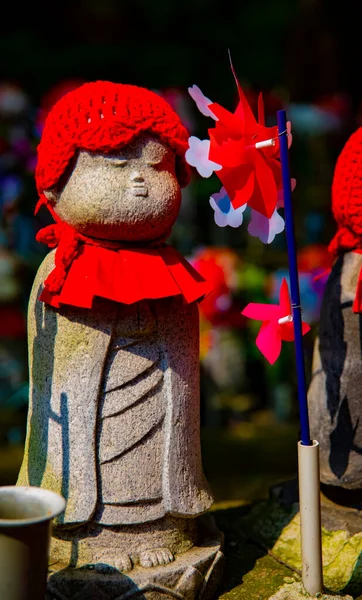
left=329, top=127, right=362, bottom=256
left=35, top=80, right=190, bottom=208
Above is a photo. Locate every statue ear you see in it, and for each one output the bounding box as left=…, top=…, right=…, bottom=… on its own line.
left=43, top=188, right=58, bottom=205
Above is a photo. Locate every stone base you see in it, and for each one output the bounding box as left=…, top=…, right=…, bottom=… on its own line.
left=269, top=581, right=353, bottom=599
left=50, top=515, right=198, bottom=568
left=46, top=515, right=224, bottom=600
left=241, top=479, right=362, bottom=596
left=271, top=478, right=362, bottom=535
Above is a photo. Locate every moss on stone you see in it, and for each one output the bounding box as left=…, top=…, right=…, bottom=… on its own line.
left=219, top=555, right=298, bottom=600
left=239, top=498, right=362, bottom=595
left=214, top=504, right=299, bottom=599
left=269, top=581, right=353, bottom=599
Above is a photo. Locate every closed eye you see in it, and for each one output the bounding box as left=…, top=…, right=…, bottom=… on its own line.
left=146, top=158, right=174, bottom=170
left=107, top=158, right=128, bottom=167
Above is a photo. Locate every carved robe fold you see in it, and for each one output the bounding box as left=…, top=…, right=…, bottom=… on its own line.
left=17, top=251, right=213, bottom=524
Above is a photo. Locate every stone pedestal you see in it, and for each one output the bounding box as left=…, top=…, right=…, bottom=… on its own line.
left=47, top=516, right=224, bottom=600
left=241, top=479, right=362, bottom=596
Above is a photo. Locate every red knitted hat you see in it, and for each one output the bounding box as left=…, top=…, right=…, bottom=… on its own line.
left=329, top=127, right=362, bottom=255
left=35, top=81, right=190, bottom=205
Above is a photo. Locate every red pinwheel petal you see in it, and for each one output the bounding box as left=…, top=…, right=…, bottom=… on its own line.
left=277, top=280, right=293, bottom=342
left=246, top=180, right=271, bottom=218
left=280, top=318, right=311, bottom=342
left=242, top=302, right=280, bottom=321
left=230, top=172, right=255, bottom=208
left=208, top=104, right=249, bottom=168
left=255, top=126, right=280, bottom=158
left=234, top=98, right=257, bottom=135
left=208, top=103, right=244, bottom=136
left=229, top=56, right=260, bottom=135
left=245, top=159, right=278, bottom=218
left=218, top=166, right=255, bottom=209
left=252, top=150, right=278, bottom=218
left=209, top=128, right=248, bottom=168
left=233, top=87, right=278, bottom=147
left=279, top=279, right=291, bottom=316
left=302, top=321, right=311, bottom=335
left=256, top=320, right=282, bottom=365
left=280, top=321, right=295, bottom=342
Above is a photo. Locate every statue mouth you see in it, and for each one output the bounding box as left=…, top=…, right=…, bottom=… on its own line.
left=132, top=186, right=148, bottom=197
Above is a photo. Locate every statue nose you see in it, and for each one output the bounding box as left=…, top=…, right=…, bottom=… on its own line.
left=131, top=171, right=145, bottom=183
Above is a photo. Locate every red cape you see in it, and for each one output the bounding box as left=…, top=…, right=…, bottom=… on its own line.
left=39, top=244, right=211, bottom=309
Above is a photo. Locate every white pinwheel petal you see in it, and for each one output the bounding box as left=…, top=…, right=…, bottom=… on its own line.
left=236, top=202, right=248, bottom=213
left=209, top=186, right=246, bottom=229
left=214, top=210, right=229, bottom=227
left=209, top=197, right=217, bottom=211
left=248, top=209, right=285, bottom=244
left=227, top=207, right=245, bottom=228
left=210, top=187, right=231, bottom=212
left=211, top=186, right=247, bottom=212
left=188, top=85, right=217, bottom=120
left=268, top=209, right=285, bottom=242
left=248, top=210, right=265, bottom=241
left=210, top=188, right=230, bottom=227
left=199, top=160, right=222, bottom=178
left=185, top=137, right=222, bottom=178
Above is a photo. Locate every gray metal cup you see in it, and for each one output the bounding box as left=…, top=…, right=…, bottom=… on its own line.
left=0, top=486, right=66, bottom=600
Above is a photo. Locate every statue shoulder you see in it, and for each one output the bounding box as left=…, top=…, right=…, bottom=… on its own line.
left=28, top=249, right=56, bottom=314
left=35, top=249, right=56, bottom=283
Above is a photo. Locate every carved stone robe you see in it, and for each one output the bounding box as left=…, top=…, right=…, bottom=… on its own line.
left=17, top=250, right=213, bottom=524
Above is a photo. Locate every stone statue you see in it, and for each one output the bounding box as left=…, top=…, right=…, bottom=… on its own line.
left=17, top=82, right=223, bottom=599
left=308, top=127, right=362, bottom=493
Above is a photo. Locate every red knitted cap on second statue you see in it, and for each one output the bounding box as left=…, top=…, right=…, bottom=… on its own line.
left=329, top=127, right=362, bottom=255
left=35, top=81, right=190, bottom=202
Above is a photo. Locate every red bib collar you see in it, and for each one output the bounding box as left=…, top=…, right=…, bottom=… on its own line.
left=36, top=216, right=211, bottom=310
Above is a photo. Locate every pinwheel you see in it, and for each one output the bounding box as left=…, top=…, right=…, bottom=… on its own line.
left=186, top=76, right=294, bottom=243
left=188, top=63, right=323, bottom=594
left=207, top=87, right=282, bottom=218
left=242, top=278, right=310, bottom=365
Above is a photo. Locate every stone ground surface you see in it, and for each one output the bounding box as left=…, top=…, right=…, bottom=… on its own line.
left=212, top=491, right=362, bottom=599
left=269, top=581, right=353, bottom=599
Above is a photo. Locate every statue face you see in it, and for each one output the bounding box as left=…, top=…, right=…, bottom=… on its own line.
left=48, top=134, right=182, bottom=242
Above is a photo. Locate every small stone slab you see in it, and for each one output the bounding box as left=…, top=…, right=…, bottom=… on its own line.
left=269, top=581, right=353, bottom=600
left=240, top=493, right=362, bottom=596
left=213, top=500, right=360, bottom=599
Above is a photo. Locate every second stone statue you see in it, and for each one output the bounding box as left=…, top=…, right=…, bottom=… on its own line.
left=308, top=127, right=362, bottom=494
left=17, top=81, right=223, bottom=599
